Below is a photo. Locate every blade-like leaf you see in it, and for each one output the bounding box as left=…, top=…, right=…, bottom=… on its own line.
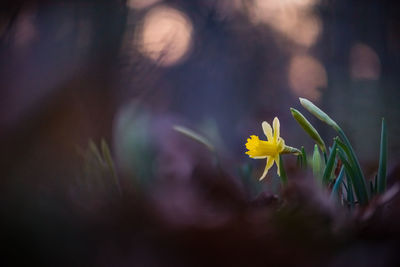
left=336, top=138, right=369, bottom=205
left=346, top=172, right=355, bottom=209
left=331, top=166, right=345, bottom=200
left=337, top=129, right=368, bottom=200
left=173, top=125, right=215, bottom=152
left=290, top=108, right=326, bottom=153
left=370, top=180, right=375, bottom=198
left=296, top=154, right=302, bottom=168
left=301, top=146, right=307, bottom=169
left=101, top=139, right=121, bottom=195
left=299, top=98, right=369, bottom=204
left=89, top=139, right=104, bottom=165
left=322, top=140, right=338, bottom=185
left=337, top=146, right=368, bottom=205
left=377, top=118, right=387, bottom=194
left=239, top=163, right=262, bottom=196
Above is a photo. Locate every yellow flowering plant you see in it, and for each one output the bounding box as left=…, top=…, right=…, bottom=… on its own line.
left=175, top=98, right=388, bottom=207
left=241, top=97, right=388, bottom=209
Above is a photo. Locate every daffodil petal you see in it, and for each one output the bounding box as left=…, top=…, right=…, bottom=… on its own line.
left=262, top=121, right=273, bottom=141
left=253, top=156, right=267, bottom=159
left=273, top=117, right=280, bottom=142
left=260, top=156, right=275, bottom=180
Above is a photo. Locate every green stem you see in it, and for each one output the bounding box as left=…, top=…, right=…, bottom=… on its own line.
left=279, top=154, right=288, bottom=187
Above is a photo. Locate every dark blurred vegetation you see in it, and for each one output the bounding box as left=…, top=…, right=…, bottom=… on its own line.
left=1, top=0, right=400, bottom=266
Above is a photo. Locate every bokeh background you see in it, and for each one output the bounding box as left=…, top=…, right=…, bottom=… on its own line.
left=1, top=0, right=400, bottom=266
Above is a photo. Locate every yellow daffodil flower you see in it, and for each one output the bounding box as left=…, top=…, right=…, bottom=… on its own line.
left=245, top=117, right=285, bottom=180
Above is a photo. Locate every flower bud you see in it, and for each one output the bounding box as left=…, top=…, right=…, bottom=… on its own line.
left=290, top=108, right=326, bottom=153
left=299, top=98, right=340, bottom=131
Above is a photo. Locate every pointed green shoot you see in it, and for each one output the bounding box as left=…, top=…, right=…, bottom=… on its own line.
left=377, top=118, right=387, bottom=194
left=290, top=108, right=326, bottom=153
left=312, top=144, right=322, bottom=181
left=296, top=154, right=302, bottom=168
left=322, top=140, right=338, bottom=185
left=301, top=146, right=307, bottom=169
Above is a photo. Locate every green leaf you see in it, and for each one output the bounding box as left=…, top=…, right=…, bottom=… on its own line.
left=337, top=129, right=369, bottom=202
left=337, top=146, right=368, bottom=205
left=239, top=163, right=262, bottom=196
left=370, top=180, right=375, bottom=198
left=312, top=144, right=322, bottom=181
left=322, top=140, right=338, bottom=185
left=331, top=166, right=345, bottom=200
left=173, top=125, right=222, bottom=169
left=290, top=108, right=326, bottom=153
left=88, top=139, right=104, bottom=165
left=346, top=173, right=355, bottom=209
left=173, top=125, right=215, bottom=152
left=279, top=154, right=288, bottom=186
left=377, top=118, right=387, bottom=194
left=299, top=98, right=368, bottom=204
left=101, top=139, right=121, bottom=195
left=301, top=146, right=307, bottom=169
left=296, top=154, right=302, bottom=168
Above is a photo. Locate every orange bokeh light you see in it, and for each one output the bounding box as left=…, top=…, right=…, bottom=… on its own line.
left=137, top=5, right=193, bottom=66
left=288, top=55, right=327, bottom=102
left=350, top=43, right=381, bottom=80
left=249, top=0, right=321, bottom=48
